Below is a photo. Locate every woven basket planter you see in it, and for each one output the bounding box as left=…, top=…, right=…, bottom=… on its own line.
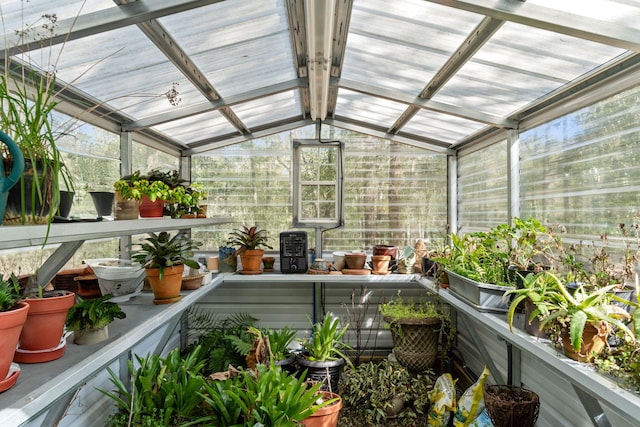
left=384, top=316, right=441, bottom=372
left=484, top=384, right=540, bottom=427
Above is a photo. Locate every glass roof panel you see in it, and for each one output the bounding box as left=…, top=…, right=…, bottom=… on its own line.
left=152, top=110, right=236, bottom=143
left=335, top=88, right=408, bottom=127
left=403, top=110, right=487, bottom=144
left=433, top=21, right=626, bottom=117
left=341, top=0, right=484, bottom=94
left=0, top=0, right=113, bottom=28
left=37, top=24, right=208, bottom=120
left=159, top=0, right=295, bottom=98
left=528, top=0, right=640, bottom=29
left=233, top=91, right=301, bottom=129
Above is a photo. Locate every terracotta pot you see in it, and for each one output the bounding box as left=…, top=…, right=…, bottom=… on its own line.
left=371, top=255, right=390, bottom=273
left=145, top=264, right=184, bottom=304
left=561, top=323, right=610, bottom=363
left=0, top=302, right=29, bottom=379
left=262, top=256, right=276, bottom=272
left=240, top=249, right=264, bottom=273
left=302, top=391, right=342, bottom=427
left=139, top=195, right=165, bottom=218
left=114, top=198, right=140, bottom=220
left=19, top=291, right=75, bottom=351
left=74, top=326, right=109, bottom=345
left=373, top=244, right=398, bottom=261
left=344, top=253, right=367, bottom=269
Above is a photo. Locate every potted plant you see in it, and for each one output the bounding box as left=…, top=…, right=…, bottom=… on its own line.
left=506, top=270, right=636, bottom=362
left=167, top=182, right=206, bottom=218
left=494, top=217, right=562, bottom=286
left=298, top=314, right=351, bottom=393
left=227, top=225, right=273, bottom=274
left=15, top=276, right=76, bottom=363
left=113, top=171, right=144, bottom=220
left=0, top=68, right=74, bottom=226
left=131, top=231, right=200, bottom=304
left=379, top=292, right=453, bottom=372
left=246, top=326, right=298, bottom=374
left=65, top=295, right=126, bottom=345
left=0, top=273, right=29, bottom=392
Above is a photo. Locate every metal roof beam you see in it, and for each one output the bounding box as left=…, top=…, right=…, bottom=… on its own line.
left=326, top=0, right=354, bottom=118
left=326, top=116, right=455, bottom=155
left=285, top=0, right=311, bottom=119
left=336, top=77, right=516, bottom=128
left=388, top=16, right=504, bottom=134
left=123, top=78, right=306, bottom=131
left=425, top=0, right=640, bottom=52
left=132, top=18, right=250, bottom=134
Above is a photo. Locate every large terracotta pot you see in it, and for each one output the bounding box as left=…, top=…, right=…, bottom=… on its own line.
left=139, top=195, right=165, bottom=218
left=0, top=302, right=29, bottom=379
left=145, top=264, right=184, bottom=304
left=302, top=391, right=342, bottom=427
left=19, top=291, right=75, bottom=351
left=239, top=249, right=264, bottom=273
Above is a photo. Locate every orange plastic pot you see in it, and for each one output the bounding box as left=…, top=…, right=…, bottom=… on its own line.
left=145, top=264, right=184, bottom=304
left=239, top=249, right=264, bottom=273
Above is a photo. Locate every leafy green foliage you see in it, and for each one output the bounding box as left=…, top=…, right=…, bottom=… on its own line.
left=101, top=347, right=207, bottom=427
left=131, top=231, right=200, bottom=280
left=65, top=295, right=126, bottom=331
left=302, top=314, right=351, bottom=362
left=341, top=359, right=434, bottom=426
left=227, top=225, right=273, bottom=251
left=265, top=326, right=297, bottom=360
left=194, top=363, right=328, bottom=427
left=506, top=271, right=635, bottom=352
left=184, top=311, right=258, bottom=374
left=595, top=331, right=640, bottom=392
left=0, top=273, right=22, bottom=312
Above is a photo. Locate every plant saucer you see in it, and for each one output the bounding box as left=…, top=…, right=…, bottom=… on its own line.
left=14, top=337, right=67, bottom=363
left=0, top=363, right=21, bottom=393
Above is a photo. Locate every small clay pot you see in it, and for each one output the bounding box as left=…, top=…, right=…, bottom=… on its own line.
left=371, top=255, right=391, bottom=272
left=345, top=253, right=367, bottom=269
left=373, top=244, right=398, bottom=261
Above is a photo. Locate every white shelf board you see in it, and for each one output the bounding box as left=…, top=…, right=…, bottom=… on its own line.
left=220, top=272, right=422, bottom=283
left=0, top=217, right=233, bottom=250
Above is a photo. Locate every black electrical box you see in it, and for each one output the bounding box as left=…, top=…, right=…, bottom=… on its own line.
left=279, top=231, right=308, bottom=273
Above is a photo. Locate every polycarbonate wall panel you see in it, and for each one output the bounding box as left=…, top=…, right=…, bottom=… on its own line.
left=0, top=0, right=113, bottom=25
left=458, top=141, right=509, bottom=233
left=191, top=124, right=448, bottom=253
left=520, top=84, right=640, bottom=241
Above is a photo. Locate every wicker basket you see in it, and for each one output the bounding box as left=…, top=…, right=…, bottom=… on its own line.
left=384, top=316, right=441, bottom=372
left=484, top=384, right=540, bottom=427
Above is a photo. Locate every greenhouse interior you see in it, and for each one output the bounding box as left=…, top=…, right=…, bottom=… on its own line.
left=1, top=0, right=640, bottom=426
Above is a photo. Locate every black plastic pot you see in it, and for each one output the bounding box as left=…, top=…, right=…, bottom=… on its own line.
left=89, top=191, right=114, bottom=217
left=297, top=356, right=345, bottom=393
left=57, top=190, right=74, bottom=218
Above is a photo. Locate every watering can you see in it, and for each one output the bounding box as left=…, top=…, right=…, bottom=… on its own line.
left=0, top=130, right=25, bottom=225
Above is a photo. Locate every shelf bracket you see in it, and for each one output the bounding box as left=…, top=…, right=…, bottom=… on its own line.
left=36, top=240, right=86, bottom=287
left=573, top=385, right=612, bottom=427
